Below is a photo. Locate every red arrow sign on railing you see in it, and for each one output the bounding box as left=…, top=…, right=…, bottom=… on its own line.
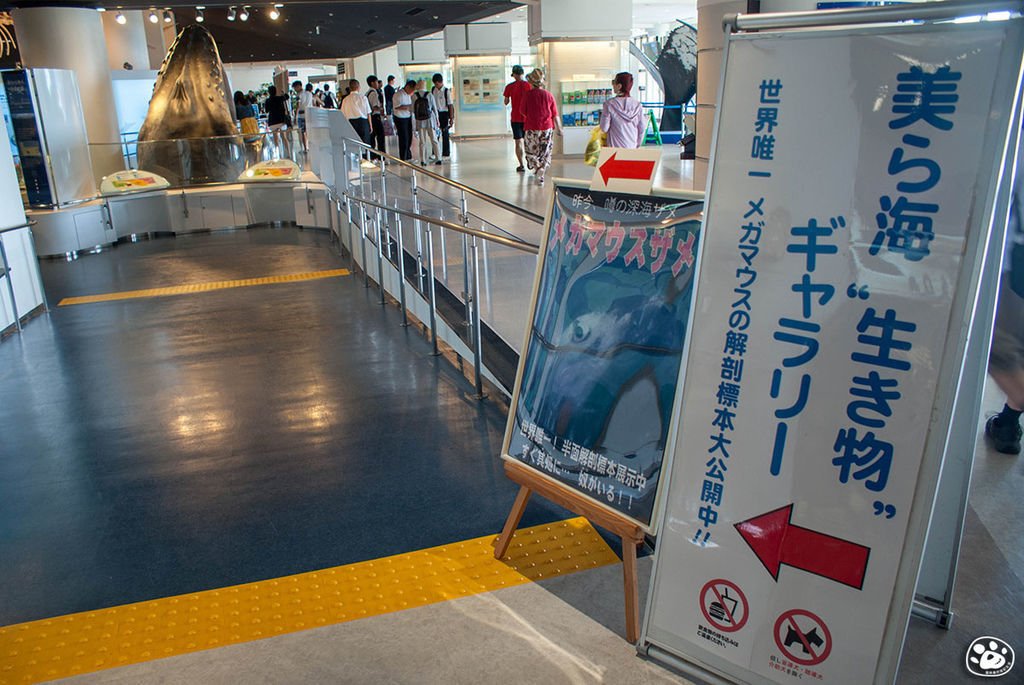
left=735, top=504, right=871, bottom=590
left=599, top=152, right=657, bottom=184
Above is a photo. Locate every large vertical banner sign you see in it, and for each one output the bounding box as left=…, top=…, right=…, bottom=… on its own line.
left=642, top=17, right=1023, bottom=685
left=502, top=183, right=703, bottom=526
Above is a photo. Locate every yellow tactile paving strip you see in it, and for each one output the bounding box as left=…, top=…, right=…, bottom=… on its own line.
left=0, top=517, right=618, bottom=684
left=57, top=269, right=351, bottom=307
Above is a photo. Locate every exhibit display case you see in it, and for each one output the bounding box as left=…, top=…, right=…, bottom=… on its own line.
left=0, top=68, right=97, bottom=208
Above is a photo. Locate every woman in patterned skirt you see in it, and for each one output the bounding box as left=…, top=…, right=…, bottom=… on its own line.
left=520, top=68, right=563, bottom=185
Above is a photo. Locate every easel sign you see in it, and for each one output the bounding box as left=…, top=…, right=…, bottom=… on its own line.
left=494, top=178, right=703, bottom=641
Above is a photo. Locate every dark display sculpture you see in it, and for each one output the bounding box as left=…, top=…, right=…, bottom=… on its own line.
left=655, top=22, right=697, bottom=137
left=137, top=25, right=243, bottom=185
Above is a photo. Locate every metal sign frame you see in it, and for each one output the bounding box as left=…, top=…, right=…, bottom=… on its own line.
left=638, top=2, right=1024, bottom=683
left=912, top=98, right=1021, bottom=628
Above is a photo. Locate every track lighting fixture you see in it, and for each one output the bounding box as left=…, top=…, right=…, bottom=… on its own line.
left=195, top=6, right=205, bottom=22
left=115, top=11, right=126, bottom=24
left=239, top=5, right=250, bottom=21
left=269, top=4, right=282, bottom=20
left=148, top=9, right=158, bottom=23
left=227, top=5, right=237, bottom=21
left=162, top=9, right=172, bottom=23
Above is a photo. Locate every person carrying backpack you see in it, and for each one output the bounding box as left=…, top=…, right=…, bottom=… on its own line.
left=413, top=80, right=441, bottom=166
left=431, top=73, right=454, bottom=160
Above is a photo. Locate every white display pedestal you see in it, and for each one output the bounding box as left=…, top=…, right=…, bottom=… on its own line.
left=29, top=181, right=335, bottom=258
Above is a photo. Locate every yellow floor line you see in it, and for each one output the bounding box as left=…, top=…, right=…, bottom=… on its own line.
left=0, top=517, right=618, bottom=684
left=57, top=269, right=351, bottom=307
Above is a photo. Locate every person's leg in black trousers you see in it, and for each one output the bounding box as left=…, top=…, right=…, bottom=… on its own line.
left=370, top=114, right=387, bottom=157
left=437, top=111, right=451, bottom=158
left=349, top=118, right=371, bottom=158
left=396, top=118, right=412, bottom=161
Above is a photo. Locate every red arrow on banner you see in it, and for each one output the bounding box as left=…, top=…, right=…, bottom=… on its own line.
left=734, top=504, right=871, bottom=590
left=599, top=152, right=657, bottom=184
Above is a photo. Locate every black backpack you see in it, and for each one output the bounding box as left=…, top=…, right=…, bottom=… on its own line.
left=414, top=93, right=431, bottom=121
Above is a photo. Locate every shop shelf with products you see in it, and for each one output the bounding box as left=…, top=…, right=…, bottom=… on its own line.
left=558, top=78, right=613, bottom=155
left=558, top=79, right=614, bottom=128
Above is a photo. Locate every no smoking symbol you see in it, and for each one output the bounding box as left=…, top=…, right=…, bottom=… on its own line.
left=773, top=609, right=833, bottom=666
left=699, top=579, right=748, bottom=633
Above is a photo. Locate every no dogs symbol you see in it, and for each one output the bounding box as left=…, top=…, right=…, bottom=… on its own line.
left=699, top=579, right=749, bottom=633
left=773, top=609, right=832, bottom=666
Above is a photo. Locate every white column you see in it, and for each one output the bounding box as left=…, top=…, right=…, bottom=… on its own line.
left=144, top=13, right=174, bottom=70
left=694, top=0, right=821, bottom=189
left=12, top=6, right=123, bottom=180
left=102, top=10, right=149, bottom=71
left=694, top=0, right=746, bottom=190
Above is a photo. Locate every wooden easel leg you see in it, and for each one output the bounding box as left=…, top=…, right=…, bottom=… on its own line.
left=493, top=485, right=532, bottom=559
left=623, top=539, right=640, bottom=643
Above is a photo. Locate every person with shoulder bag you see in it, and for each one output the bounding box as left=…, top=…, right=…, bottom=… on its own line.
left=365, top=75, right=387, bottom=158
left=413, top=80, right=441, bottom=166
left=430, top=73, right=454, bottom=160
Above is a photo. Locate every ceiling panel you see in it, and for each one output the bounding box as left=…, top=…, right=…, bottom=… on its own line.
left=1, top=1, right=519, bottom=63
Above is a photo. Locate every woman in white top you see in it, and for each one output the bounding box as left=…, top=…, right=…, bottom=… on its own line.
left=430, top=73, right=454, bottom=159
left=413, top=80, right=441, bottom=166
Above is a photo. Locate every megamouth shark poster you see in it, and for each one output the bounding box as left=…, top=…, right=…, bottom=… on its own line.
left=504, top=183, right=703, bottom=526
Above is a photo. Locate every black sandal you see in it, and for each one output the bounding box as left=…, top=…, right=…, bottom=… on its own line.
left=516, top=166, right=525, bottom=173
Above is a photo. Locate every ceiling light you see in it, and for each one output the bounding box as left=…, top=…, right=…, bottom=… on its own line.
left=162, top=9, right=172, bottom=23
left=96, top=7, right=106, bottom=11
left=227, top=5, right=236, bottom=20
left=148, top=9, right=158, bottom=23
left=269, top=3, right=281, bottom=20
left=195, top=6, right=204, bottom=22
left=239, top=5, right=250, bottom=21
left=115, top=11, right=126, bottom=24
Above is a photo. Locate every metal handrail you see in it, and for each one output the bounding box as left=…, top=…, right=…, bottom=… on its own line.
left=339, top=136, right=546, bottom=225
left=343, top=192, right=540, bottom=254
left=726, top=0, right=1020, bottom=30
left=0, top=221, right=34, bottom=235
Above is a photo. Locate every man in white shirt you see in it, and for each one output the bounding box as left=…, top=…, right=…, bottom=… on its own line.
left=392, top=79, right=416, bottom=161
left=430, top=73, right=454, bottom=160
left=341, top=78, right=372, bottom=148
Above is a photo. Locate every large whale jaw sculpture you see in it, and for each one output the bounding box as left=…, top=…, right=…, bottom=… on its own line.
left=137, top=24, right=244, bottom=185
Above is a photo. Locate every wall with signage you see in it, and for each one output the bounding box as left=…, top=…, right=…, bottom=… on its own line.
left=453, top=56, right=507, bottom=137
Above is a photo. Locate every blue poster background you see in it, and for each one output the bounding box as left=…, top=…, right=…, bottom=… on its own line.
left=506, top=185, right=702, bottom=525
